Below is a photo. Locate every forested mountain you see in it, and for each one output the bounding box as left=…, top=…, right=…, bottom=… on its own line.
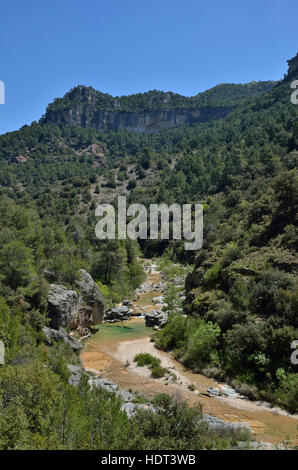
left=42, top=81, right=276, bottom=133
left=0, top=53, right=297, bottom=449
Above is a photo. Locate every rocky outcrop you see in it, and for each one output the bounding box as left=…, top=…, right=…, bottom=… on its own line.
left=43, top=87, right=232, bottom=134
left=47, top=285, right=80, bottom=329
left=104, top=305, right=131, bottom=322
left=42, top=82, right=276, bottom=134
left=202, top=414, right=251, bottom=435
left=47, top=270, right=105, bottom=333
left=145, top=309, right=168, bottom=327
left=88, top=376, right=155, bottom=417
left=74, top=269, right=105, bottom=324
left=43, top=326, right=82, bottom=351
left=67, top=364, right=84, bottom=386
left=286, top=53, right=298, bottom=80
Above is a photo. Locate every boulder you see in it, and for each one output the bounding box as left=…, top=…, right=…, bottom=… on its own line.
left=67, top=364, right=84, bottom=386
left=43, top=326, right=82, bottom=351
left=145, top=310, right=168, bottom=327
left=75, top=269, right=105, bottom=324
left=104, top=305, right=130, bottom=321
left=47, top=285, right=80, bottom=329
left=47, top=270, right=106, bottom=331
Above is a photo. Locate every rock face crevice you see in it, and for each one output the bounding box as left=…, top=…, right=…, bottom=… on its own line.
left=47, top=269, right=105, bottom=334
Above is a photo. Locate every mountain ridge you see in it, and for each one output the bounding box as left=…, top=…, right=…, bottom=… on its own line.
left=42, top=81, right=276, bottom=134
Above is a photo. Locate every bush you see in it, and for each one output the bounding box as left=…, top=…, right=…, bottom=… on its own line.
left=151, top=365, right=168, bottom=378
left=134, top=353, right=168, bottom=378
left=134, top=353, right=160, bottom=368
left=154, top=314, right=187, bottom=351
left=182, top=319, right=221, bottom=370
left=203, top=264, right=222, bottom=287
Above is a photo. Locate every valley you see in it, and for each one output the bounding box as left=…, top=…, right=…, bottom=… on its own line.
left=81, top=261, right=298, bottom=446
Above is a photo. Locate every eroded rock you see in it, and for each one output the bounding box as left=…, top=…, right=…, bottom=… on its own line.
left=145, top=310, right=168, bottom=327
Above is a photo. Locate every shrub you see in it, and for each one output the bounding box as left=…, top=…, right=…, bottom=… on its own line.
left=151, top=365, right=168, bottom=378
left=134, top=353, right=160, bottom=368
left=154, top=314, right=187, bottom=352
left=134, top=353, right=168, bottom=379
left=203, top=264, right=222, bottom=287
left=182, top=319, right=221, bottom=370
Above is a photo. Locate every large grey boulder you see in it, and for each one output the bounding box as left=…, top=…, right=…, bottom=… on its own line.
left=75, top=269, right=105, bottom=324
left=67, top=364, right=84, bottom=386
left=47, top=270, right=105, bottom=331
left=104, top=305, right=130, bottom=321
left=47, top=285, right=80, bottom=329
left=145, top=310, right=168, bottom=327
left=43, top=326, right=82, bottom=351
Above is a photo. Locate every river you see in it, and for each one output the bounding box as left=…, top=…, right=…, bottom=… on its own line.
left=81, top=262, right=298, bottom=446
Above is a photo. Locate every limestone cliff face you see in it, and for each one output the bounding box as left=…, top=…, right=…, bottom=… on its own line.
left=44, top=90, right=232, bottom=134
left=42, top=81, right=276, bottom=134
left=286, top=53, right=298, bottom=80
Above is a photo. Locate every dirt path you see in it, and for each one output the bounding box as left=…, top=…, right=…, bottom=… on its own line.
left=81, top=261, right=298, bottom=446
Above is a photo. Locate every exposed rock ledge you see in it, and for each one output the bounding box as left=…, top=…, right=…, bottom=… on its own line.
left=47, top=269, right=105, bottom=334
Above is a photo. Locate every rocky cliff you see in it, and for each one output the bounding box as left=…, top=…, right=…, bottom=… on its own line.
left=286, top=52, right=298, bottom=80
left=42, top=82, right=276, bottom=134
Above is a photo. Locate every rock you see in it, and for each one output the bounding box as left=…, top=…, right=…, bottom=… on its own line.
left=145, top=310, right=168, bottom=327
left=122, top=300, right=132, bottom=306
left=75, top=269, right=105, bottom=324
left=104, top=305, right=130, bottom=321
left=89, top=377, right=132, bottom=400
left=117, top=389, right=135, bottom=402
left=202, top=414, right=251, bottom=435
left=47, top=270, right=106, bottom=331
left=43, top=326, right=82, bottom=351
left=88, top=377, right=119, bottom=393
left=47, top=284, right=80, bottom=329
left=67, top=364, right=84, bottom=386
left=59, top=329, right=83, bottom=351
left=121, top=402, right=156, bottom=418
left=121, top=402, right=137, bottom=417
left=220, top=385, right=239, bottom=399
left=207, top=387, right=221, bottom=397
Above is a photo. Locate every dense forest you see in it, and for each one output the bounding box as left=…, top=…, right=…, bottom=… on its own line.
left=0, top=53, right=297, bottom=449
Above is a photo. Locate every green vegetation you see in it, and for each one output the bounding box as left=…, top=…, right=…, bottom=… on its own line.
left=44, top=81, right=276, bottom=117
left=134, top=353, right=168, bottom=378
left=0, top=54, right=297, bottom=449
left=0, top=361, right=245, bottom=449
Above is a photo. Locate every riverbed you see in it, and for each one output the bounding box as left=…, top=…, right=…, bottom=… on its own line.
left=81, top=263, right=298, bottom=446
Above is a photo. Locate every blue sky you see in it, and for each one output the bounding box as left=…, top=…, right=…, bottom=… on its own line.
left=0, top=0, right=297, bottom=135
